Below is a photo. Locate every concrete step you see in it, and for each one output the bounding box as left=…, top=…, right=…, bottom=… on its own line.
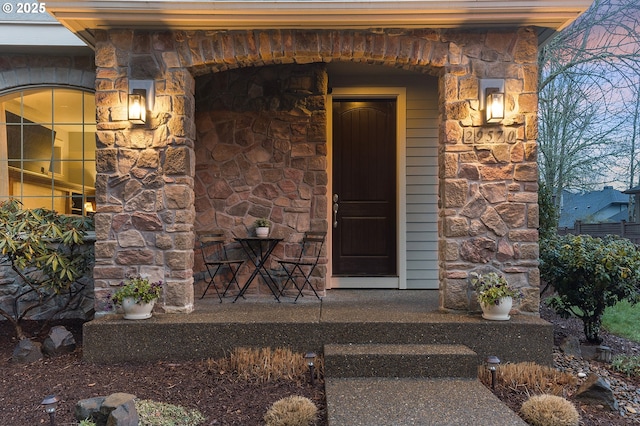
left=324, top=343, right=478, bottom=378
left=325, top=377, right=527, bottom=426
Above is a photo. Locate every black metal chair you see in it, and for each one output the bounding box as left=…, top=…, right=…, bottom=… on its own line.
left=277, top=231, right=326, bottom=302
left=197, top=232, right=244, bottom=302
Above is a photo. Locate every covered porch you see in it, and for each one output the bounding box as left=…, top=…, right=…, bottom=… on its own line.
left=83, top=290, right=552, bottom=366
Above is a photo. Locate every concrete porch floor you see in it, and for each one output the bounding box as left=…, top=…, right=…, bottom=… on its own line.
left=83, top=289, right=553, bottom=366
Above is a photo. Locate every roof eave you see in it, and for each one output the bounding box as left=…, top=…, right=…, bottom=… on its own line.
left=43, top=0, right=594, bottom=48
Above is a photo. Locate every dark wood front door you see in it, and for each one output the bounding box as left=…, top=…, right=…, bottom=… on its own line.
left=332, top=99, right=397, bottom=276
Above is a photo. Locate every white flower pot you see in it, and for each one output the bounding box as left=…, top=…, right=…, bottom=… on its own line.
left=481, top=296, right=512, bottom=321
left=256, top=226, right=270, bottom=238
left=121, top=297, right=155, bottom=320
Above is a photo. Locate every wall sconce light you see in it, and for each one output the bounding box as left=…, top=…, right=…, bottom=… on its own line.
left=479, top=79, right=505, bottom=124
left=485, top=355, right=501, bottom=390
left=128, top=90, right=146, bottom=124
left=128, top=80, right=155, bottom=125
left=41, top=394, right=59, bottom=426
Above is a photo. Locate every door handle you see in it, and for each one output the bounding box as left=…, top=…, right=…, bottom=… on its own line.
left=333, top=194, right=339, bottom=228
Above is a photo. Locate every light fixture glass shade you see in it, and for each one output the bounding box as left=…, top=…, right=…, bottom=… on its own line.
left=485, top=91, right=504, bottom=123
left=486, top=355, right=501, bottom=367
left=128, top=91, right=146, bottom=124
left=41, top=395, right=59, bottom=413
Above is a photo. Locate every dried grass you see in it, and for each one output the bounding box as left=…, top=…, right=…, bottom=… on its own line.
left=207, top=347, right=324, bottom=383
left=520, top=394, right=580, bottom=426
left=478, top=362, right=577, bottom=397
left=264, top=395, right=318, bottom=426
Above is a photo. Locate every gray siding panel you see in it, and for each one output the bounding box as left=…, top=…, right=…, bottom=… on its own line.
left=406, top=80, right=439, bottom=289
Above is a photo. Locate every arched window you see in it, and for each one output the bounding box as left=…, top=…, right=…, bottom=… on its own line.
left=0, top=87, right=96, bottom=215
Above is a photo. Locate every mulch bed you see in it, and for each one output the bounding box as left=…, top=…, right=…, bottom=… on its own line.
left=490, top=304, right=640, bottom=425
left=0, top=320, right=327, bottom=425
left=2, top=307, right=640, bottom=425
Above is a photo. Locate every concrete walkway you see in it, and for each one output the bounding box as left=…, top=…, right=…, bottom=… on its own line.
left=325, top=377, right=527, bottom=425
left=311, top=292, right=527, bottom=425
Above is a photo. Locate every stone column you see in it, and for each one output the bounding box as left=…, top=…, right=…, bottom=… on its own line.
left=438, top=28, right=540, bottom=314
left=93, top=30, right=196, bottom=315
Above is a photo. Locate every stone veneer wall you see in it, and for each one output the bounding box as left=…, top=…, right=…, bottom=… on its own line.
left=91, top=27, right=540, bottom=316
left=193, top=64, right=328, bottom=294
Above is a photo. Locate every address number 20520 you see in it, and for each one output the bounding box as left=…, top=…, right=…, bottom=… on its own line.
left=463, top=127, right=517, bottom=144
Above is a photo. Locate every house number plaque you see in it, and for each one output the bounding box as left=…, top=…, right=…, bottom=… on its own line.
left=463, top=126, right=517, bottom=144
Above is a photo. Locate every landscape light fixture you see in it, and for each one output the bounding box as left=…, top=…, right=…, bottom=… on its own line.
left=41, top=394, right=59, bottom=426
left=486, top=355, right=501, bottom=390
left=479, top=79, right=505, bottom=124
left=128, top=80, right=155, bottom=125
left=304, top=351, right=317, bottom=385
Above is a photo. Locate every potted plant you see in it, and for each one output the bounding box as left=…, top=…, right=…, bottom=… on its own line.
left=254, top=217, right=271, bottom=238
left=469, top=272, right=521, bottom=321
left=111, top=275, right=162, bottom=320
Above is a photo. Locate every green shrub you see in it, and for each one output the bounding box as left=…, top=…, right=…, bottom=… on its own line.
left=540, top=234, right=640, bottom=343
left=520, top=394, right=579, bottom=426
left=0, top=199, right=93, bottom=341
left=611, top=354, right=640, bottom=377
left=264, top=395, right=317, bottom=426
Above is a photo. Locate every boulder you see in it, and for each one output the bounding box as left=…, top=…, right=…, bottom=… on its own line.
left=76, top=397, right=107, bottom=425
left=43, top=326, right=77, bottom=357
left=575, top=373, right=619, bottom=411
left=12, top=339, right=43, bottom=363
left=76, top=393, right=138, bottom=426
left=558, top=336, right=582, bottom=357
left=580, top=344, right=612, bottom=362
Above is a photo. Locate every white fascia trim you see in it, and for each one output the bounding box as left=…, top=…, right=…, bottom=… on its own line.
left=44, top=1, right=593, bottom=32
left=0, top=22, right=86, bottom=46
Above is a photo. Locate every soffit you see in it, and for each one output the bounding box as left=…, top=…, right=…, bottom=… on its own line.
left=43, top=0, right=594, bottom=47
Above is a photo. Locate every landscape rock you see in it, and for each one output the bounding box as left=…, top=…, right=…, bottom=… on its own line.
left=558, top=335, right=582, bottom=357
left=575, top=373, right=619, bottom=411
left=76, top=397, right=107, bottom=425
left=75, top=393, right=138, bottom=426
left=12, top=339, right=43, bottom=363
left=580, top=344, right=612, bottom=362
left=42, top=326, right=77, bottom=357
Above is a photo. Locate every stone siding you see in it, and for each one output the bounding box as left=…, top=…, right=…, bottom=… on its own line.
left=92, top=27, right=540, bottom=316
left=0, top=54, right=95, bottom=91
left=194, top=64, right=328, bottom=294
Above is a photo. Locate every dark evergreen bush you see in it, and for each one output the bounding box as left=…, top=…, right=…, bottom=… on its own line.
left=540, top=234, right=640, bottom=343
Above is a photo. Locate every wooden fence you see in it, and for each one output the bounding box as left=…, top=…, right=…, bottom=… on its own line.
left=558, top=220, right=640, bottom=244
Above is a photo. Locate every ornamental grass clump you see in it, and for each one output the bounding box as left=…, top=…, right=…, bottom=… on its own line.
left=520, top=394, right=579, bottom=426
left=135, top=399, right=205, bottom=426
left=208, top=347, right=324, bottom=384
left=478, top=362, right=577, bottom=396
left=264, top=395, right=318, bottom=426
left=111, top=275, right=163, bottom=306
left=469, top=271, right=521, bottom=306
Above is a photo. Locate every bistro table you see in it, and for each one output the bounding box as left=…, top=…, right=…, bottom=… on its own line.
left=234, top=237, right=283, bottom=302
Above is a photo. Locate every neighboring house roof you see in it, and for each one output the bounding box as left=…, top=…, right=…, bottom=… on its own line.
left=44, top=0, right=594, bottom=47
left=559, top=186, right=629, bottom=228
